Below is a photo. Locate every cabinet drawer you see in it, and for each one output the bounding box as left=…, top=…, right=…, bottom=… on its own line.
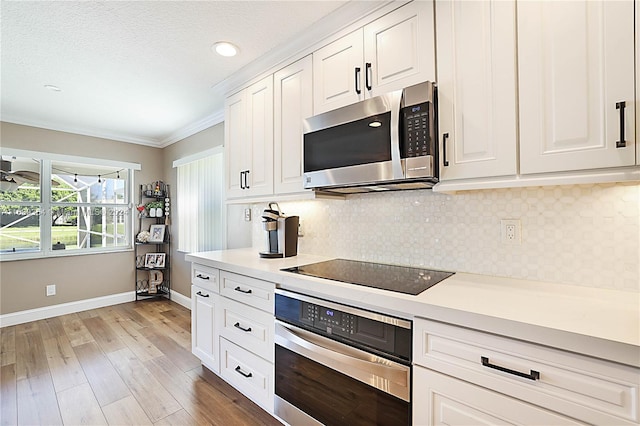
left=191, top=264, right=219, bottom=293
left=414, top=318, right=640, bottom=425
left=220, top=297, right=274, bottom=362
left=414, top=367, right=584, bottom=425
left=219, top=337, right=274, bottom=412
left=220, top=271, right=274, bottom=313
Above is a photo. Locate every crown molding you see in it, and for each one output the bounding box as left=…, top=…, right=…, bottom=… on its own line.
left=1, top=115, right=163, bottom=147
left=159, top=110, right=224, bottom=148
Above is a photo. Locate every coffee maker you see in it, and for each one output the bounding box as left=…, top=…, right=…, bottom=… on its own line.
left=259, top=203, right=299, bottom=258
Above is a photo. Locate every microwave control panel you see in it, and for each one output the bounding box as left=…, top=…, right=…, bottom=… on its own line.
left=401, top=102, right=431, bottom=158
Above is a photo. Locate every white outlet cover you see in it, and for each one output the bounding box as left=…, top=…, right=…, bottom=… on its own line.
left=46, top=284, right=56, bottom=296
left=501, top=219, right=521, bottom=244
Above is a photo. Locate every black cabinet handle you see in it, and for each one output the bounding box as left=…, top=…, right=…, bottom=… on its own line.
left=196, top=274, right=209, bottom=280
left=442, top=133, right=450, bottom=167
left=616, top=101, right=626, bottom=148
left=355, top=67, right=361, bottom=94
left=196, top=291, right=209, bottom=298
left=239, top=171, right=245, bottom=189
left=234, top=286, right=252, bottom=294
left=235, top=365, right=253, bottom=378
left=244, top=170, right=250, bottom=189
left=481, top=356, right=540, bottom=381
left=365, top=62, right=372, bottom=91
left=234, top=322, right=252, bottom=332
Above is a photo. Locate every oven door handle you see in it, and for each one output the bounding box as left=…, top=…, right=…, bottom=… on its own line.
left=275, top=320, right=410, bottom=402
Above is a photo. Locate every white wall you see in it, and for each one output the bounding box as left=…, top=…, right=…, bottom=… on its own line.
left=252, top=182, right=640, bottom=292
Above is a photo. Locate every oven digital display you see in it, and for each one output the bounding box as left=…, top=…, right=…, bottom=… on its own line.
left=326, top=310, right=334, bottom=317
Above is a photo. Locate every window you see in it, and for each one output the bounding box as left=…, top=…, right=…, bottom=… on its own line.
left=0, top=149, right=140, bottom=260
left=174, top=147, right=224, bottom=253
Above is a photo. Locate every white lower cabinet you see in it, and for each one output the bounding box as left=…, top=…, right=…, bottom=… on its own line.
left=413, top=318, right=640, bottom=426
left=219, top=337, right=274, bottom=411
left=191, top=284, right=219, bottom=374
left=414, top=367, right=583, bottom=425
left=192, top=265, right=276, bottom=415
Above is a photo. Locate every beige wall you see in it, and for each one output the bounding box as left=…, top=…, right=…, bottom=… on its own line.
left=0, top=122, right=163, bottom=315
left=160, top=123, right=224, bottom=299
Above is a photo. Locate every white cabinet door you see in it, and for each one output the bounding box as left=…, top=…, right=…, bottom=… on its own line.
left=313, top=1, right=436, bottom=115
left=436, top=0, right=517, bottom=180
left=245, top=76, right=274, bottom=197
left=364, top=0, right=435, bottom=97
left=225, top=75, right=274, bottom=200
left=414, top=367, right=584, bottom=426
left=637, top=0, right=640, bottom=166
left=224, top=90, right=247, bottom=199
left=518, top=0, right=635, bottom=174
left=191, top=285, right=218, bottom=373
left=274, top=55, right=313, bottom=194
left=313, top=29, right=364, bottom=114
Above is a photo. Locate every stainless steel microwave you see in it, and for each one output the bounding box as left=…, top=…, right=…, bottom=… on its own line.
left=302, top=81, right=438, bottom=194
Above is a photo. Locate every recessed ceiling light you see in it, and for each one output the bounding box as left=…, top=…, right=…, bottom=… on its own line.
left=44, top=85, right=61, bottom=92
left=212, top=41, right=239, bottom=57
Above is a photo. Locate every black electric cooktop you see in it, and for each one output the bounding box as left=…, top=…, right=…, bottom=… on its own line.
left=281, top=259, right=454, bottom=296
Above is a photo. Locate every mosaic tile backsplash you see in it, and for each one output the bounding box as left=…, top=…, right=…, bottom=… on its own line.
left=251, top=183, right=640, bottom=292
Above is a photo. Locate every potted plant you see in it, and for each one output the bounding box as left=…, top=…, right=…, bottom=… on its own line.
left=145, top=201, right=164, bottom=217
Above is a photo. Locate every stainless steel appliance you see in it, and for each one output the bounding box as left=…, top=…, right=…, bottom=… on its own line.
left=259, top=203, right=299, bottom=258
left=303, top=81, right=438, bottom=194
left=274, top=289, right=412, bottom=426
left=281, top=259, right=454, bottom=295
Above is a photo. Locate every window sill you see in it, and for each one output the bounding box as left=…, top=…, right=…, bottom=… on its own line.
left=0, top=246, right=134, bottom=262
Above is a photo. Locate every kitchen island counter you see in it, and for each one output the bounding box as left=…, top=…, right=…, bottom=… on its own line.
left=186, top=248, right=640, bottom=368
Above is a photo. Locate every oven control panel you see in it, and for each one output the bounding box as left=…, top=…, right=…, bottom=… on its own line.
left=304, top=303, right=355, bottom=336
left=275, top=291, right=412, bottom=363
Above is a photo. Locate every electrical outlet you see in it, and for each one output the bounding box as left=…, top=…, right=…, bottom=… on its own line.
left=244, top=208, right=251, bottom=222
left=298, top=220, right=305, bottom=237
left=46, top=284, right=56, bottom=296
left=501, top=219, right=521, bottom=244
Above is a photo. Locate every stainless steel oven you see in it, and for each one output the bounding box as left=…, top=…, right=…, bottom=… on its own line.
left=274, top=289, right=412, bottom=426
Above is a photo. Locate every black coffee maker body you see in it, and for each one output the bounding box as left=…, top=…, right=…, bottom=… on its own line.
left=259, top=203, right=299, bottom=258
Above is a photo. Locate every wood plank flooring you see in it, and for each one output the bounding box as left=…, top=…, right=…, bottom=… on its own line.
left=0, top=300, right=281, bottom=426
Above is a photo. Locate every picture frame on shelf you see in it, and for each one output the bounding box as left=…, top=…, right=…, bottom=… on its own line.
left=144, top=253, right=166, bottom=268
left=149, top=224, right=165, bottom=243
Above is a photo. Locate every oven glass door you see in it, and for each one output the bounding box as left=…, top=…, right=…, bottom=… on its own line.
left=275, top=321, right=410, bottom=426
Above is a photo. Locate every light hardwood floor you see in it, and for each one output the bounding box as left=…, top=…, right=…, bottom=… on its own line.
left=0, top=299, right=281, bottom=426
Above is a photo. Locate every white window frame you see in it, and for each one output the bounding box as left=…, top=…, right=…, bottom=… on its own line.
left=0, top=148, right=140, bottom=261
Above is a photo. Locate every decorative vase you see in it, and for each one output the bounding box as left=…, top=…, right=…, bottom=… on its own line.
left=155, top=207, right=163, bottom=217
left=149, top=208, right=156, bottom=217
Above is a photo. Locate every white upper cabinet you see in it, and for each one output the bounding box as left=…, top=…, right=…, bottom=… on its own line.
left=363, top=0, right=435, bottom=97
left=436, top=0, right=518, bottom=181
left=274, top=56, right=313, bottom=195
left=518, top=0, right=636, bottom=174
left=313, top=0, right=435, bottom=114
left=224, top=90, right=247, bottom=198
left=313, top=30, right=365, bottom=114
left=225, top=76, right=274, bottom=200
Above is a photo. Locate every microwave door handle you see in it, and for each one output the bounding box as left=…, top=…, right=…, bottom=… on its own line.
left=389, top=91, right=404, bottom=179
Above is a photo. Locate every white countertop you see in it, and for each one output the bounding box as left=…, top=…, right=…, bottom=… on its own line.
left=186, top=248, right=640, bottom=368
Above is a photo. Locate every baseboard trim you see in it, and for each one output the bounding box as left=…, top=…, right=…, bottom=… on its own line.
left=0, top=291, right=135, bottom=328
left=170, top=290, right=191, bottom=310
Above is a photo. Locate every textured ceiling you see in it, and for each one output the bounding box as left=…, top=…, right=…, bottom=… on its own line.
left=1, top=1, right=359, bottom=146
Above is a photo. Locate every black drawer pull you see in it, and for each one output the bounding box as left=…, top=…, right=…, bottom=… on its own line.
left=234, top=322, right=252, bottom=332
left=365, top=62, right=372, bottom=90
left=481, top=356, right=540, bottom=381
left=235, top=366, right=253, bottom=378
left=196, top=291, right=209, bottom=298
left=442, top=133, right=450, bottom=167
left=355, top=67, right=361, bottom=95
left=616, top=101, right=626, bottom=148
left=234, top=286, right=252, bottom=294
left=196, top=274, right=210, bottom=280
